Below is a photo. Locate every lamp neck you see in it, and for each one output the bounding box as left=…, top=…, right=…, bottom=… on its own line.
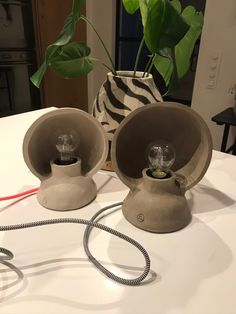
left=142, top=168, right=181, bottom=195
left=50, top=159, right=82, bottom=178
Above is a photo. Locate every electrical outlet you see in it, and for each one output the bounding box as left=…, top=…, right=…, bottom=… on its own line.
left=207, top=51, right=222, bottom=89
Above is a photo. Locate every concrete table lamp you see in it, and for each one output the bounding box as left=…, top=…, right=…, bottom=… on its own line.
left=111, top=102, right=212, bottom=233
left=23, top=108, right=108, bottom=211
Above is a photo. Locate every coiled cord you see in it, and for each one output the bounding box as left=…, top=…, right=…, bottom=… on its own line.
left=0, top=202, right=151, bottom=286
left=0, top=247, right=14, bottom=261
left=83, top=202, right=150, bottom=285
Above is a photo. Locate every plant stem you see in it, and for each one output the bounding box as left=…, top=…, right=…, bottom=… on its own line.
left=102, top=63, right=114, bottom=73
left=142, top=54, right=154, bottom=77
left=133, top=37, right=145, bottom=77
left=81, top=15, right=117, bottom=75
left=147, top=58, right=154, bottom=76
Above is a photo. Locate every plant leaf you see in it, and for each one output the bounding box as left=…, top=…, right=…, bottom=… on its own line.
left=170, top=0, right=181, bottom=13
left=154, top=48, right=179, bottom=95
left=139, top=0, right=160, bottom=28
left=30, top=0, right=85, bottom=87
left=51, top=42, right=90, bottom=61
left=153, top=53, right=173, bottom=86
left=144, top=0, right=190, bottom=53
left=182, top=5, right=203, bottom=27
left=175, top=8, right=203, bottom=78
left=30, top=61, right=47, bottom=88
left=51, top=57, right=98, bottom=78
left=163, top=48, right=179, bottom=95
left=153, top=4, right=203, bottom=90
left=72, top=0, right=85, bottom=18
left=55, top=0, right=85, bottom=46
left=122, top=0, right=140, bottom=14
left=45, top=1, right=84, bottom=64
left=50, top=42, right=98, bottom=77
left=46, top=45, right=62, bottom=63
left=139, top=0, right=150, bottom=27
left=54, top=15, right=77, bottom=46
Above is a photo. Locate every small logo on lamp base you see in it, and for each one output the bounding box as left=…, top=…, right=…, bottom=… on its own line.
left=137, top=213, right=144, bottom=222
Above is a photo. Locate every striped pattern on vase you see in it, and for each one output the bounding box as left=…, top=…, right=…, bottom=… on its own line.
left=92, top=71, right=163, bottom=141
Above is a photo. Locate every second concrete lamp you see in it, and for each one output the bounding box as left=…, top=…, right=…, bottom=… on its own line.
left=111, top=102, right=213, bottom=233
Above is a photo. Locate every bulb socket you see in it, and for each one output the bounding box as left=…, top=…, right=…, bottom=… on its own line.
left=54, top=157, right=78, bottom=166
left=146, top=168, right=172, bottom=179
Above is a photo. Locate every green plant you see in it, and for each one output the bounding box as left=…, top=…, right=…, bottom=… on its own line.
left=31, top=0, right=203, bottom=95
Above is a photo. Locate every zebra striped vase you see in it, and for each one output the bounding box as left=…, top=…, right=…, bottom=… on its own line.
left=92, top=71, right=163, bottom=170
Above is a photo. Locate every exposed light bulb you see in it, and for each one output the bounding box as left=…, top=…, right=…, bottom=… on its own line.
left=147, top=141, right=176, bottom=179
left=55, top=132, right=79, bottom=165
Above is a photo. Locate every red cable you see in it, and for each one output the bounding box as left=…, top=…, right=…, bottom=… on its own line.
left=0, top=188, right=39, bottom=201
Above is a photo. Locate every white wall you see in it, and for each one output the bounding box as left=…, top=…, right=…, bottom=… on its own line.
left=86, top=0, right=116, bottom=112
left=192, top=0, right=236, bottom=150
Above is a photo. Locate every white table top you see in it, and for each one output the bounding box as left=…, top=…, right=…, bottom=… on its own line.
left=0, top=108, right=236, bottom=314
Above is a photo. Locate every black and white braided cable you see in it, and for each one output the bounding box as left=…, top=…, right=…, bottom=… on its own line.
left=0, top=202, right=150, bottom=286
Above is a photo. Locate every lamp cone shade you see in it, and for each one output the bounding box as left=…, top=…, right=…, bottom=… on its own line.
left=23, top=108, right=108, bottom=211
left=111, top=102, right=213, bottom=232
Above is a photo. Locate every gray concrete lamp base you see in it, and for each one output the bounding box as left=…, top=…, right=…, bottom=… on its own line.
left=37, top=159, right=97, bottom=211
left=122, top=169, right=191, bottom=233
